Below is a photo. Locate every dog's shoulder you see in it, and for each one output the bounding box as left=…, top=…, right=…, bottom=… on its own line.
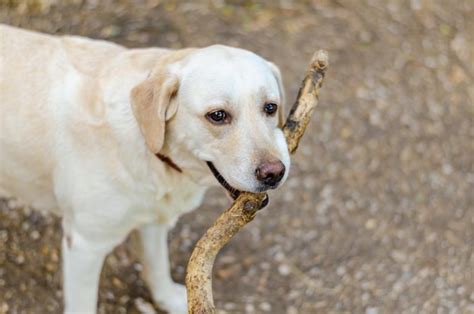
left=59, top=35, right=126, bottom=77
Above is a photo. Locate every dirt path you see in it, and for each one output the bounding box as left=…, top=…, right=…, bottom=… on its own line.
left=1, top=1, right=473, bottom=313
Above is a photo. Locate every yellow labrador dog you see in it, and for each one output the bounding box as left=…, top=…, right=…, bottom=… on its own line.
left=0, top=24, right=290, bottom=313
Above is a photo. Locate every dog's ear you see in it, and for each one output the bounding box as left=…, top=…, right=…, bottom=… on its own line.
left=131, top=75, right=178, bottom=153
left=131, top=49, right=194, bottom=153
left=267, top=61, right=286, bottom=128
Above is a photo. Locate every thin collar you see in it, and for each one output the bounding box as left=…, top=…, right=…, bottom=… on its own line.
left=155, top=153, right=183, bottom=173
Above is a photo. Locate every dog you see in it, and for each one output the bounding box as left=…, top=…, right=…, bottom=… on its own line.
left=0, top=24, right=290, bottom=313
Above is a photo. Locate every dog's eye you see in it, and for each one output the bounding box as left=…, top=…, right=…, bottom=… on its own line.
left=264, top=103, right=278, bottom=115
left=206, top=110, right=230, bottom=124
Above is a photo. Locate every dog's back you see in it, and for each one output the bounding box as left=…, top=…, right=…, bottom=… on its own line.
left=0, top=25, right=126, bottom=212
left=1, top=25, right=59, bottom=210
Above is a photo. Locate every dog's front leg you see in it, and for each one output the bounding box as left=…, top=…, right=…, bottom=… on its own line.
left=139, top=223, right=187, bottom=314
left=62, top=229, right=118, bottom=314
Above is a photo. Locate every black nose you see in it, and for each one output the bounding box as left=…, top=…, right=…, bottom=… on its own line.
left=255, top=160, right=285, bottom=187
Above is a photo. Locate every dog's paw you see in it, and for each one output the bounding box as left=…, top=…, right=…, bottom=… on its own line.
left=153, top=282, right=188, bottom=314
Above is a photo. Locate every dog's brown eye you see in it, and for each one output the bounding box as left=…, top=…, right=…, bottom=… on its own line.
left=264, top=103, right=278, bottom=115
left=206, top=110, right=230, bottom=124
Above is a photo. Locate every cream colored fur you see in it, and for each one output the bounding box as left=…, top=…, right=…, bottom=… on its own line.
left=0, top=24, right=289, bottom=314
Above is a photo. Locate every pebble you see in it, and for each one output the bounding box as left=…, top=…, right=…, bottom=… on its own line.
left=0, top=302, right=9, bottom=314
left=286, top=305, right=298, bottom=314
left=245, top=303, right=255, bottom=313
left=15, top=254, right=25, bottom=265
left=278, top=264, right=291, bottom=276
left=259, top=302, right=272, bottom=312
left=365, top=219, right=377, bottom=230
left=30, top=230, right=40, bottom=240
left=366, top=307, right=378, bottom=314
left=223, top=302, right=236, bottom=310
left=134, top=298, right=156, bottom=314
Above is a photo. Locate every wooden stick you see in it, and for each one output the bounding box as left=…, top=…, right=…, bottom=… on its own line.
left=185, top=50, right=329, bottom=314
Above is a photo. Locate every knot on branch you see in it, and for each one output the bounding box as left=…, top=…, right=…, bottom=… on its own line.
left=312, top=50, right=329, bottom=71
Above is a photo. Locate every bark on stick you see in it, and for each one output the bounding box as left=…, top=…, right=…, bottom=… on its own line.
left=185, top=50, right=329, bottom=314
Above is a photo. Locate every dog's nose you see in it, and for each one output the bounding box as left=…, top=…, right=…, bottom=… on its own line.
left=255, top=160, right=285, bottom=187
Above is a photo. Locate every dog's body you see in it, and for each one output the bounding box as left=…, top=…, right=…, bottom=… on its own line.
left=0, top=24, right=289, bottom=313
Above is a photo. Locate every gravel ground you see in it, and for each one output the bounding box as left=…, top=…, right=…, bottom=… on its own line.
left=0, top=1, right=473, bottom=313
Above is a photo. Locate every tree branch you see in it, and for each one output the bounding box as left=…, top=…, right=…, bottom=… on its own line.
left=185, top=50, right=329, bottom=314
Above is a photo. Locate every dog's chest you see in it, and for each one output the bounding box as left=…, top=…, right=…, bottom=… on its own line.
left=128, top=170, right=208, bottom=227
left=154, top=177, right=207, bottom=225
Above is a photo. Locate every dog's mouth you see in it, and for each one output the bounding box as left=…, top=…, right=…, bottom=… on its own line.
left=206, top=161, right=270, bottom=208
left=156, top=154, right=267, bottom=204
left=206, top=162, right=241, bottom=200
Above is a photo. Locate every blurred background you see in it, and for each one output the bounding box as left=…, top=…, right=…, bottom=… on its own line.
left=0, top=0, right=472, bottom=313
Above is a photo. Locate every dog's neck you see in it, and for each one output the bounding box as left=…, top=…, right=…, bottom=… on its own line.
left=157, top=141, right=217, bottom=187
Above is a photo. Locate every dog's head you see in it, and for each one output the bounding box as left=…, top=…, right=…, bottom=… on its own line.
left=131, top=45, right=290, bottom=193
